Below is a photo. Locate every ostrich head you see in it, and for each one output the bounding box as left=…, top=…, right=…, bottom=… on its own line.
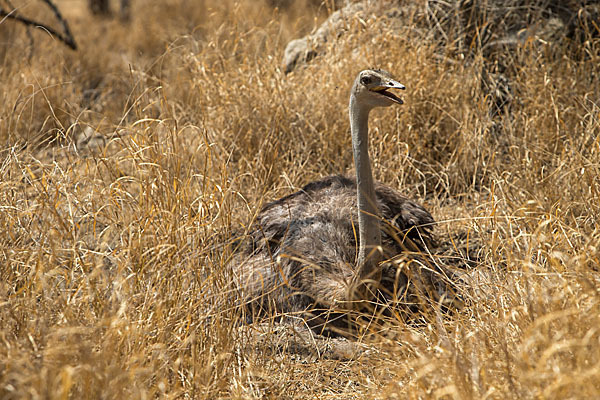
left=351, top=69, right=405, bottom=110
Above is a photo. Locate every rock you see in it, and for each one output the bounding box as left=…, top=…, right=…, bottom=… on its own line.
left=283, top=1, right=368, bottom=73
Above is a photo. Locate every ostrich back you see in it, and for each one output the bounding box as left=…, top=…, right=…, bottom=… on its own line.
left=233, top=175, right=434, bottom=323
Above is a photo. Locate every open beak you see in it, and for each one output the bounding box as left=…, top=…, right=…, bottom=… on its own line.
left=371, top=80, right=405, bottom=104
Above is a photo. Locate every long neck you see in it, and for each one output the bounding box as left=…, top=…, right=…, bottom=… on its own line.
left=349, top=94, right=382, bottom=285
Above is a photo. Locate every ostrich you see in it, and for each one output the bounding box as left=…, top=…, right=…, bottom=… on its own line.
left=233, top=69, right=437, bottom=335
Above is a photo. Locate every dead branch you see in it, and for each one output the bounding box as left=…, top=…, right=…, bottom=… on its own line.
left=0, top=0, right=77, bottom=50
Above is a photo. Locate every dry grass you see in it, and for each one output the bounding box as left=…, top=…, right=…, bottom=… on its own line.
left=1, top=0, right=599, bottom=398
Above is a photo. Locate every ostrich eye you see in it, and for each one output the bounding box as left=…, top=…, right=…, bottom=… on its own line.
left=360, top=76, right=372, bottom=85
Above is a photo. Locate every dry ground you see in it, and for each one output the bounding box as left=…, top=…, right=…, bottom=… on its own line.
left=1, top=0, right=599, bottom=398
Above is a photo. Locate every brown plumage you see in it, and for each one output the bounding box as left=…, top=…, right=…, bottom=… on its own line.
left=232, top=70, right=436, bottom=335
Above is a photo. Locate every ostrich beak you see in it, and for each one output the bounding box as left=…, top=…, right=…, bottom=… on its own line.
left=371, top=79, right=405, bottom=104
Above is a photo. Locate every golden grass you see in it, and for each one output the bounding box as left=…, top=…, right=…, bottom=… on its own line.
left=1, top=0, right=599, bottom=398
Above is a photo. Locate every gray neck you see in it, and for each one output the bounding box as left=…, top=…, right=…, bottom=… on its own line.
left=349, top=93, right=382, bottom=283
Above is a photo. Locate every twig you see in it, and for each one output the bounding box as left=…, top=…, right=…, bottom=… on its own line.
left=1, top=0, right=34, bottom=60
left=40, top=0, right=76, bottom=49
left=0, top=0, right=77, bottom=50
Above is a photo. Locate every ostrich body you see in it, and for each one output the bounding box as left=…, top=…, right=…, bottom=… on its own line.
left=234, top=70, right=434, bottom=333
